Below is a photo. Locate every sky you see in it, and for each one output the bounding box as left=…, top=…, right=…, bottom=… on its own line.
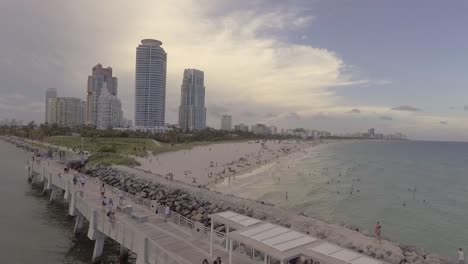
left=0, top=0, right=467, bottom=141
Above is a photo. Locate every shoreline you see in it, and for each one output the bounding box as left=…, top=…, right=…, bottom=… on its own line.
left=136, top=139, right=324, bottom=187
left=0, top=136, right=450, bottom=264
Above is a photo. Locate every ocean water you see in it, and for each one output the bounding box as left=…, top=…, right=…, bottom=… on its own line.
left=0, top=140, right=122, bottom=263
left=217, top=140, right=468, bottom=257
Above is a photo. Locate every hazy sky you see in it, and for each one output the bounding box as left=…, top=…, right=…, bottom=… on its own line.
left=0, top=0, right=467, bottom=141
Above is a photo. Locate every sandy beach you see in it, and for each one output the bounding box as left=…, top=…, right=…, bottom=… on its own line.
left=136, top=140, right=321, bottom=187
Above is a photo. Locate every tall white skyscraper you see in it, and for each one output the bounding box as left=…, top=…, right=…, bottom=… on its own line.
left=134, top=39, right=167, bottom=128
left=221, top=115, right=232, bottom=131
left=45, top=88, right=57, bottom=123
left=178, top=69, right=206, bottom=131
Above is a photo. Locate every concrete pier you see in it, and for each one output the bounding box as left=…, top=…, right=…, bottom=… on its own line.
left=26, top=158, right=250, bottom=264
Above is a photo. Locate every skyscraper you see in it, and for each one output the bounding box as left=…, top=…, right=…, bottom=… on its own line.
left=134, top=39, right=167, bottom=128
left=45, top=88, right=57, bottom=123
left=86, top=64, right=117, bottom=126
left=178, top=69, right=206, bottom=131
left=221, top=115, right=232, bottom=131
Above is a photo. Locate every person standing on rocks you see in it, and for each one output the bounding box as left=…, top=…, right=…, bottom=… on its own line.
left=458, top=248, right=465, bottom=264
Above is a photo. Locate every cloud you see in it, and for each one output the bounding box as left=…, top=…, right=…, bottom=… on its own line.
left=440, top=121, right=448, bottom=125
left=380, top=116, right=393, bottom=121
left=391, top=105, right=422, bottom=112
left=348, top=108, right=361, bottom=114
left=0, top=0, right=364, bottom=126
left=207, top=104, right=230, bottom=118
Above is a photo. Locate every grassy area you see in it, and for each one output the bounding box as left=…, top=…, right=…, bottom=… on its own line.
left=45, top=136, right=160, bottom=157
left=43, top=136, right=227, bottom=166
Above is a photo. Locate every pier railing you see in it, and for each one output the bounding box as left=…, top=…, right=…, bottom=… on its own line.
left=91, top=177, right=227, bottom=249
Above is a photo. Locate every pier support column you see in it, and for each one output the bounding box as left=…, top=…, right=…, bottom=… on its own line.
left=74, top=214, right=84, bottom=234
left=64, top=180, right=70, bottom=200
left=41, top=167, right=45, bottom=182
left=49, top=188, right=58, bottom=203
left=136, top=237, right=148, bottom=264
left=210, top=220, right=214, bottom=257
left=92, top=236, right=105, bottom=263
left=225, top=225, right=230, bottom=251
left=42, top=181, right=48, bottom=195
left=120, top=245, right=129, bottom=263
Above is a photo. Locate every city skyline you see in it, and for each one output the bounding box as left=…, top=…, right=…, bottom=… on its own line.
left=1, top=1, right=468, bottom=140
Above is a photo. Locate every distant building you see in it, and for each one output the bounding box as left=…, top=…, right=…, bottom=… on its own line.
left=368, top=128, right=375, bottom=137
left=221, top=115, right=232, bottom=131
left=178, top=69, right=206, bottom=131
left=270, top=126, right=278, bottom=135
left=96, top=88, right=123, bottom=129
left=87, top=64, right=118, bottom=126
left=45, top=88, right=57, bottom=123
left=134, top=39, right=167, bottom=128
left=122, top=118, right=133, bottom=128
left=251, top=124, right=271, bottom=135
left=48, top=97, right=84, bottom=127
left=234, top=123, right=249, bottom=132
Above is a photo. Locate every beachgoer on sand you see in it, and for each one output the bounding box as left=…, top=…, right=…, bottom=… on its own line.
left=202, top=259, right=209, bottom=264
left=459, top=248, right=465, bottom=264
left=374, top=221, right=382, bottom=241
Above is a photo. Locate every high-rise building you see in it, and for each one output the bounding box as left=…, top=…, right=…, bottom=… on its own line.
left=221, top=115, right=232, bottom=131
left=45, top=88, right=57, bottom=123
left=48, top=97, right=84, bottom=127
left=251, top=124, right=271, bottom=135
left=178, top=69, right=206, bottom=131
left=270, top=125, right=278, bottom=135
left=86, top=64, right=118, bottom=126
left=234, top=123, right=249, bottom=132
left=134, top=39, right=167, bottom=128
left=96, top=88, right=123, bottom=129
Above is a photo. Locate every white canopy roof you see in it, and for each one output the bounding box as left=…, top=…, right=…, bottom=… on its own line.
left=228, top=222, right=319, bottom=261
left=304, top=242, right=383, bottom=264
left=209, top=211, right=262, bottom=230
left=209, top=211, right=386, bottom=264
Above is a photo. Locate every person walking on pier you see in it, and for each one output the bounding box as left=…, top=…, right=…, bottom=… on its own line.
left=107, top=198, right=114, bottom=218
left=100, top=183, right=105, bottom=199
left=80, top=176, right=86, bottom=188
left=164, top=204, right=170, bottom=222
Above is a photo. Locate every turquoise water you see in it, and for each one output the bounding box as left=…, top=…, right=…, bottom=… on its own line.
left=219, top=141, right=468, bottom=256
